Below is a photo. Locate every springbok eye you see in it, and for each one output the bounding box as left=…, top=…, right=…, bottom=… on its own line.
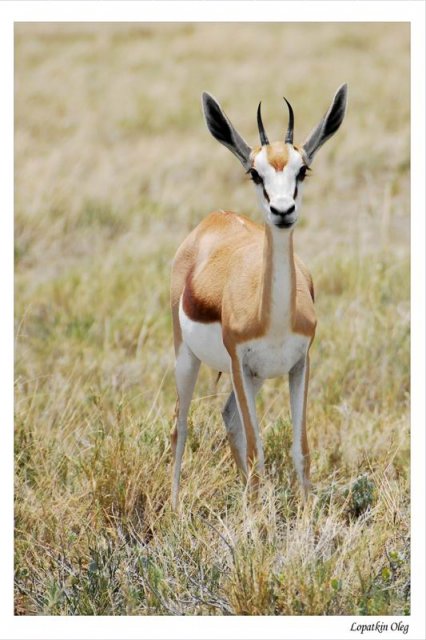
left=249, top=168, right=263, bottom=185
left=297, top=165, right=309, bottom=182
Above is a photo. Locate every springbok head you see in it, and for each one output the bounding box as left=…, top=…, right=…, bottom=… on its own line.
left=202, top=84, right=348, bottom=230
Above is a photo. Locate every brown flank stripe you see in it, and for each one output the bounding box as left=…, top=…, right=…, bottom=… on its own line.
left=182, top=269, right=221, bottom=323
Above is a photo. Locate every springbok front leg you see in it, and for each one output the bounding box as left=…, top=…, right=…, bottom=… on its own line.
left=229, top=356, right=264, bottom=483
left=171, top=342, right=201, bottom=510
left=289, top=354, right=311, bottom=496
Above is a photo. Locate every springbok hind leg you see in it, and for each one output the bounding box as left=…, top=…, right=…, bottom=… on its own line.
left=222, top=391, right=248, bottom=478
left=171, top=342, right=201, bottom=510
left=229, top=358, right=265, bottom=487
left=289, top=354, right=311, bottom=497
left=222, top=377, right=263, bottom=480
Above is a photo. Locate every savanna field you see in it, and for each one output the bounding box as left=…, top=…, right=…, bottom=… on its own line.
left=14, top=23, right=410, bottom=615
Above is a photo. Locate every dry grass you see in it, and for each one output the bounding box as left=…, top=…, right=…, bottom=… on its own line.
left=15, top=22, right=410, bottom=615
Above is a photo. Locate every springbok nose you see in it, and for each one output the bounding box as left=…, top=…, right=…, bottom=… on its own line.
left=270, top=204, right=295, bottom=217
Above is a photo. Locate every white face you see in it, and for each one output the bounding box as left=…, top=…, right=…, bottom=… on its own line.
left=249, top=143, right=308, bottom=230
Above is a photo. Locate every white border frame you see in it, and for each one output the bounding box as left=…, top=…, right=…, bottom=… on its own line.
left=2, top=2, right=424, bottom=639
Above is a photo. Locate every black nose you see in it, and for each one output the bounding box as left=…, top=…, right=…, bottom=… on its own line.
left=270, top=204, right=295, bottom=217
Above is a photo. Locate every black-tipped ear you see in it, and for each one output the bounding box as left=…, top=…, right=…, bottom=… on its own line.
left=202, top=92, right=252, bottom=170
left=302, top=84, right=348, bottom=164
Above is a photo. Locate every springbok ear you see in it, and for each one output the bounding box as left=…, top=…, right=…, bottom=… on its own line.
left=302, top=84, right=348, bottom=165
left=202, top=92, right=252, bottom=170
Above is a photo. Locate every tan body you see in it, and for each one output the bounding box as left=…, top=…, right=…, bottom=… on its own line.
left=169, top=85, right=347, bottom=508
left=171, top=210, right=315, bottom=352
left=170, top=210, right=316, bottom=504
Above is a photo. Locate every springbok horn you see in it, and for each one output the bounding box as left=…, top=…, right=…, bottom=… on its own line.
left=283, top=97, right=294, bottom=145
left=257, top=102, right=269, bottom=146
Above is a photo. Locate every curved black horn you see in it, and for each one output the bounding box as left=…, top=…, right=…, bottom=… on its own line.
left=283, top=97, right=294, bottom=144
left=257, top=102, right=269, bottom=146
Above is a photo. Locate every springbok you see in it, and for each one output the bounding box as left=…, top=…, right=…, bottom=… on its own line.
left=170, top=84, right=347, bottom=509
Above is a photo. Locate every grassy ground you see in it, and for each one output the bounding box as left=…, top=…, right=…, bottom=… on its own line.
left=15, top=23, right=410, bottom=615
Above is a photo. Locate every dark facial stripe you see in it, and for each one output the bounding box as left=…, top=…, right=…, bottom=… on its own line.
left=249, top=168, right=270, bottom=202
left=294, top=165, right=310, bottom=198
left=249, top=168, right=263, bottom=185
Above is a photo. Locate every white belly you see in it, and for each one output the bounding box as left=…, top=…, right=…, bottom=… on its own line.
left=179, top=296, right=309, bottom=378
left=241, top=334, right=310, bottom=379
left=179, top=299, right=231, bottom=372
